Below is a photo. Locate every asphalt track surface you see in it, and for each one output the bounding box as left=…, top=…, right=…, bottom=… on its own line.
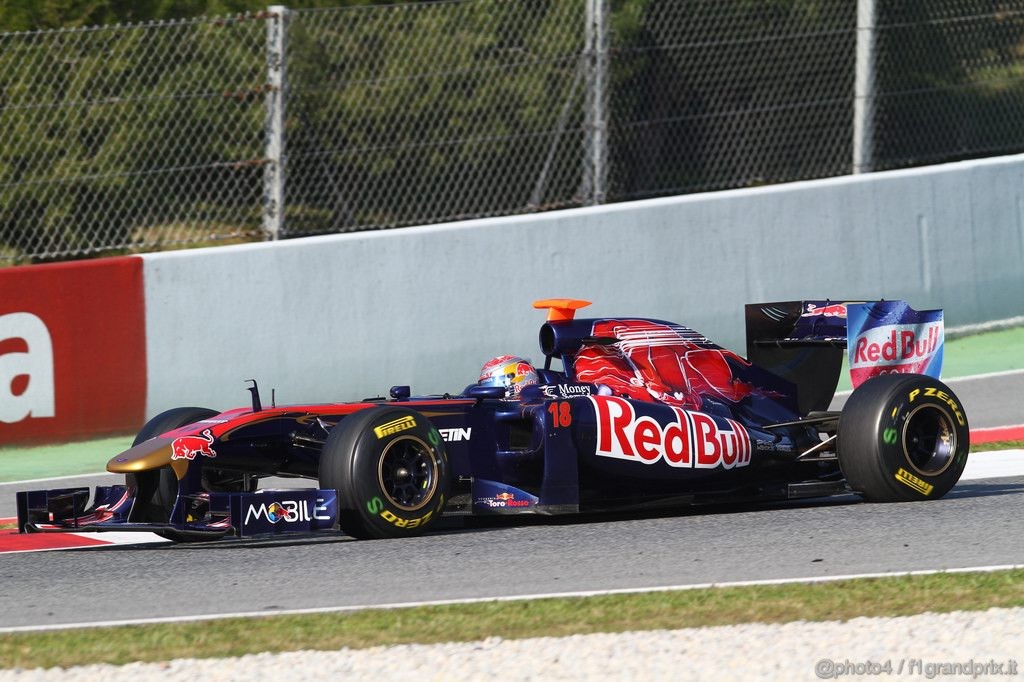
left=0, top=470, right=1022, bottom=630
left=0, top=372, right=1021, bottom=631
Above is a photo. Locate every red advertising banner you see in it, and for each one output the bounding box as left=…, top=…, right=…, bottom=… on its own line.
left=0, top=257, right=146, bottom=444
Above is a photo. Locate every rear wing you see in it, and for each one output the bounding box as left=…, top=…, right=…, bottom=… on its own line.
left=745, top=300, right=944, bottom=414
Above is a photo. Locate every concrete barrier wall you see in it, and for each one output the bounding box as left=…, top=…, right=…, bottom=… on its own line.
left=142, top=154, right=1024, bottom=416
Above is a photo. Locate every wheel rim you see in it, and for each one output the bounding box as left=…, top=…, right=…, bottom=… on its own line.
left=902, top=404, right=957, bottom=476
left=377, top=435, right=438, bottom=512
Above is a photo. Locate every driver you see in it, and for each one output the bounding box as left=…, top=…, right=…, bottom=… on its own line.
left=478, top=355, right=539, bottom=400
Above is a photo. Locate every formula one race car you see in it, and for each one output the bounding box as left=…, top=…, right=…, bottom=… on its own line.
left=16, top=298, right=969, bottom=542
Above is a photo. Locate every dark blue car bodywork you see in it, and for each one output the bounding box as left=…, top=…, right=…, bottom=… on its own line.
left=17, top=299, right=943, bottom=540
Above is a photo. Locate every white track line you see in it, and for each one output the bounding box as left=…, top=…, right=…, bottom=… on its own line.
left=958, top=450, right=1024, bottom=481
left=946, top=315, right=1024, bottom=338
left=0, top=472, right=111, bottom=486
left=0, top=533, right=166, bottom=556
left=1, top=563, right=1022, bottom=634
left=833, top=367, right=1024, bottom=398
left=944, top=368, right=1024, bottom=383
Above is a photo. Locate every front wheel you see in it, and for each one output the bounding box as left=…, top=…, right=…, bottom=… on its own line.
left=837, top=374, right=969, bottom=502
left=319, top=406, right=450, bottom=539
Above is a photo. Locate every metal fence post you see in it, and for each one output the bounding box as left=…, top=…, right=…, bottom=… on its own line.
left=264, top=5, right=289, bottom=240
left=853, top=0, right=877, bottom=174
left=582, top=0, right=609, bottom=206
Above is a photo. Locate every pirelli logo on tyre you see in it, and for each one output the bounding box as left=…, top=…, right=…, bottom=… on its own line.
left=894, top=467, right=934, bottom=496
left=374, top=415, right=417, bottom=439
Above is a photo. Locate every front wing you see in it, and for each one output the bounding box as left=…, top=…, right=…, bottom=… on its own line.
left=16, top=486, right=339, bottom=540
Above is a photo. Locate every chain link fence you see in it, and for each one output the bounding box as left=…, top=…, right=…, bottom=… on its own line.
left=871, top=1, right=1024, bottom=170
left=609, top=2, right=858, bottom=199
left=0, top=15, right=267, bottom=262
left=2, top=0, right=1024, bottom=263
left=282, top=1, right=588, bottom=238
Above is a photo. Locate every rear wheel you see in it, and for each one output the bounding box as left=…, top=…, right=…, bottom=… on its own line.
left=837, top=374, right=969, bottom=502
left=319, top=406, right=450, bottom=539
left=129, top=406, right=218, bottom=540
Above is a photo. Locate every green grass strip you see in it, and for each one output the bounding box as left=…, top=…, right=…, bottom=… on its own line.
left=0, top=435, right=132, bottom=483
left=2, top=569, right=1023, bottom=670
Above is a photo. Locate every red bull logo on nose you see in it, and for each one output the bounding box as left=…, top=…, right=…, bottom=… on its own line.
left=170, top=429, right=217, bottom=460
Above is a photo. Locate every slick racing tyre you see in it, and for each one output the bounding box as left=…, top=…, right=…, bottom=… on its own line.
left=319, top=406, right=451, bottom=540
left=128, top=406, right=218, bottom=540
left=837, top=374, right=969, bottom=502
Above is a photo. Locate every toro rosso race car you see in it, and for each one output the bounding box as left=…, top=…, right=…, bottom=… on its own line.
left=16, top=298, right=969, bottom=542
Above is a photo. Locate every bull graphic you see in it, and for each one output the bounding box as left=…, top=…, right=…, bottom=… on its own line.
left=170, top=429, right=217, bottom=461
left=802, top=303, right=847, bottom=318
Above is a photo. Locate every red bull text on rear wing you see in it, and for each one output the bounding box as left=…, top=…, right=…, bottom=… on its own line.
left=745, top=300, right=944, bottom=412
left=845, top=301, right=943, bottom=389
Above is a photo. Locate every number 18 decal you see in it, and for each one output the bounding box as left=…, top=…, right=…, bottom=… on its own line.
left=548, top=401, right=572, bottom=428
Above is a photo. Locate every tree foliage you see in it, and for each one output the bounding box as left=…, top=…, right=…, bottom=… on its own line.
left=871, top=1, right=1024, bottom=169
left=0, top=9, right=270, bottom=259
left=282, top=0, right=595, bottom=234
left=2, top=0, right=1024, bottom=262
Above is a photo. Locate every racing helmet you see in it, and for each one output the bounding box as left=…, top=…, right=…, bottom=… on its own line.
left=478, top=355, right=539, bottom=399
